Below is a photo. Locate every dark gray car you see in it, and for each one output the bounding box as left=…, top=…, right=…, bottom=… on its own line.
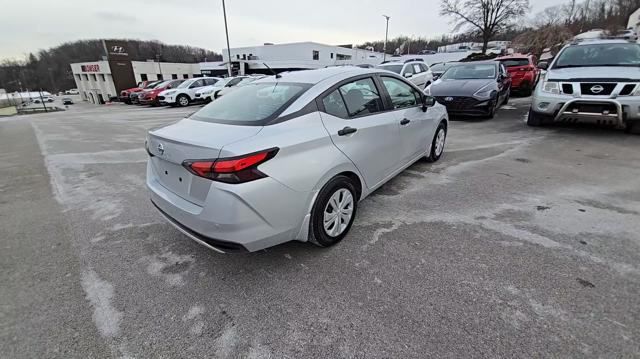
left=424, top=61, right=512, bottom=118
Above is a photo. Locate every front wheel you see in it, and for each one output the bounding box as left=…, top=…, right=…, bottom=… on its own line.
left=426, top=122, right=447, bottom=163
left=309, top=176, right=358, bottom=248
left=176, top=94, right=190, bottom=107
left=487, top=99, right=498, bottom=119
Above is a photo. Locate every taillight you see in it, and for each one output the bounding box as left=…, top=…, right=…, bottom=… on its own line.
left=183, top=148, right=278, bottom=184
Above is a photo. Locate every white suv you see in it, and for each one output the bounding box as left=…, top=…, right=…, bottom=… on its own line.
left=194, top=76, right=250, bottom=103
left=158, top=77, right=220, bottom=107
left=376, top=60, right=433, bottom=88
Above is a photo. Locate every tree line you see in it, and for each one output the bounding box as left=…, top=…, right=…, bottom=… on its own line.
left=359, top=0, right=639, bottom=57
left=0, top=39, right=222, bottom=93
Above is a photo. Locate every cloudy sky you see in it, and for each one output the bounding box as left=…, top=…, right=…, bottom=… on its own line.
left=0, top=0, right=560, bottom=60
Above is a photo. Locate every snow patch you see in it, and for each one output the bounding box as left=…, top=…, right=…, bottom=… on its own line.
left=80, top=270, right=123, bottom=338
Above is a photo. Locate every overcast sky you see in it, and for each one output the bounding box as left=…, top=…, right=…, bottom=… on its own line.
left=0, top=0, right=560, bottom=60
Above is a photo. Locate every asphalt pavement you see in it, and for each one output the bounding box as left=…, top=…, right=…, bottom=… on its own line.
left=1, top=97, right=639, bottom=358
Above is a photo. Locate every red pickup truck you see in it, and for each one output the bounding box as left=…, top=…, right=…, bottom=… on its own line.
left=119, top=81, right=156, bottom=104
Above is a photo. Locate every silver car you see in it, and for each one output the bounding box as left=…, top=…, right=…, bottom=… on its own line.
left=529, top=39, right=640, bottom=133
left=146, top=67, right=449, bottom=253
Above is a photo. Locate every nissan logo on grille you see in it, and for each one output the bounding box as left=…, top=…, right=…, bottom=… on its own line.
left=590, top=85, right=604, bottom=94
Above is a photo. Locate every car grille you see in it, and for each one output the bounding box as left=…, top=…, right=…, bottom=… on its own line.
left=435, top=96, right=480, bottom=110
left=580, top=83, right=616, bottom=96
left=157, top=96, right=165, bottom=101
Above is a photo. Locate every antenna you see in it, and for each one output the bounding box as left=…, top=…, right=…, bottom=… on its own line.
left=263, top=63, right=281, bottom=79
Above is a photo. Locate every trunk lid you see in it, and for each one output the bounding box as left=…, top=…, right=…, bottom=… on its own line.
left=148, top=119, right=263, bottom=205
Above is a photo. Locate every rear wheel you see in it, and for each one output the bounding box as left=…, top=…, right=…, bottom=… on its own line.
left=426, top=122, right=447, bottom=163
left=177, top=94, right=190, bottom=107
left=309, top=176, right=358, bottom=248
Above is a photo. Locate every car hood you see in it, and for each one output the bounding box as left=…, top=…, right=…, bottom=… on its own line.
left=547, top=67, right=640, bottom=81
left=429, top=79, right=495, bottom=96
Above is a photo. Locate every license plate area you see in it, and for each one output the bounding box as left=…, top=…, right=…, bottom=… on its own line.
left=152, top=158, right=195, bottom=202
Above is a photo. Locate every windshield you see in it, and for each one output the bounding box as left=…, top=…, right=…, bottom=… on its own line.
left=500, top=59, right=529, bottom=67
left=377, top=64, right=403, bottom=74
left=144, top=81, right=162, bottom=88
left=441, top=64, right=496, bottom=80
left=150, top=81, right=168, bottom=89
left=177, top=80, right=195, bottom=89
left=191, top=82, right=310, bottom=125
left=553, top=43, right=640, bottom=68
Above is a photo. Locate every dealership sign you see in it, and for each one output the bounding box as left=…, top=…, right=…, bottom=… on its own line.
left=81, top=64, right=100, bottom=72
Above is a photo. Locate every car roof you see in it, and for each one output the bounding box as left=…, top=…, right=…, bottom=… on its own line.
left=569, top=39, right=634, bottom=46
left=455, top=61, right=499, bottom=66
left=253, top=67, right=389, bottom=85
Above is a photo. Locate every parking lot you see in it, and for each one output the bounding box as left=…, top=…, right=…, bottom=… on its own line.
left=2, top=96, right=639, bottom=358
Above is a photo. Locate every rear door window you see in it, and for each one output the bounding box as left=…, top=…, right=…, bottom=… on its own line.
left=338, top=78, right=384, bottom=117
left=322, top=89, right=349, bottom=118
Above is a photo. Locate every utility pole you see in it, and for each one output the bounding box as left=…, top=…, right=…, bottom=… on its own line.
left=222, top=0, right=233, bottom=77
left=382, top=15, right=390, bottom=62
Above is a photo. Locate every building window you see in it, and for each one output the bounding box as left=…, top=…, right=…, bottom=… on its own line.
left=331, top=53, right=334, bottom=59
left=91, top=74, right=97, bottom=81
left=236, top=54, right=240, bottom=60
left=157, top=74, right=163, bottom=80
left=183, top=74, right=189, bottom=79
left=100, top=74, right=106, bottom=81
left=76, top=74, right=81, bottom=81
left=140, top=73, right=148, bottom=81
left=337, top=54, right=352, bottom=60
left=313, top=50, right=319, bottom=60
left=83, top=74, right=88, bottom=80
left=172, top=74, right=178, bottom=79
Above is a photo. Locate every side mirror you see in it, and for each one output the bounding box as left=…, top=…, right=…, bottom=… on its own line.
left=404, top=73, right=413, bottom=78
left=538, top=61, right=548, bottom=70
left=422, top=95, right=436, bottom=111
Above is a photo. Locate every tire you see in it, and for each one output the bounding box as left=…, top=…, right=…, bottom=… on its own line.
left=625, top=121, right=640, bottom=134
left=426, top=122, right=447, bottom=163
left=176, top=94, right=190, bottom=107
left=527, top=108, right=544, bottom=127
left=487, top=98, right=498, bottom=119
left=309, top=175, right=358, bottom=248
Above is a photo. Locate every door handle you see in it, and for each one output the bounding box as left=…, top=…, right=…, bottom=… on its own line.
left=338, top=126, right=358, bottom=136
left=400, top=119, right=411, bottom=126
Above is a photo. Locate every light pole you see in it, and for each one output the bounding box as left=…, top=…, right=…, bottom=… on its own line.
left=222, top=0, right=233, bottom=77
left=382, top=15, right=390, bottom=62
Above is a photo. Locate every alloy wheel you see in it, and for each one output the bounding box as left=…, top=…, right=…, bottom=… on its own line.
left=323, top=188, right=354, bottom=237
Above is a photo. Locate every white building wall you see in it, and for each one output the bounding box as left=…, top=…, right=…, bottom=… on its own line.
left=628, top=8, right=640, bottom=32
left=70, top=61, right=116, bottom=103
left=221, top=42, right=384, bottom=69
left=131, top=62, right=202, bottom=83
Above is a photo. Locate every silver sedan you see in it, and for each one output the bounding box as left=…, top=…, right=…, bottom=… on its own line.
left=146, top=67, right=449, bottom=253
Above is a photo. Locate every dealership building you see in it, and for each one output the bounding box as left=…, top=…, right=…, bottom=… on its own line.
left=70, top=40, right=202, bottom=104
left=200, top=41, right=385, bottom=76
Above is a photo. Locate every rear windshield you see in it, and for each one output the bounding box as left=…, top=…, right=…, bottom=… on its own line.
left=500, top=59, right=529, bottom=67
left=190, top=82, right=310, bottom=126
left=377, top=64, right=403, bottom=74
left=553, top=43, right=640, bottom=68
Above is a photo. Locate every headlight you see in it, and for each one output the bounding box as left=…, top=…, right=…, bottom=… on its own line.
left=473, top=84, right=494, bottom=99
left=424, top=85, right=431, bottom=95
left=541, top=81, right=559, bottom=94
left=163, top=90, right=176, bottom=96
left=201, top=90, right=213, bottom=95
left=633, top=85, right=640, bottom=96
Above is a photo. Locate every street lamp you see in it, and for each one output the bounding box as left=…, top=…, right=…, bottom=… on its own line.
left=382, top=15, right=390, bottom=62
left=222, top=0, right=233, bottom=77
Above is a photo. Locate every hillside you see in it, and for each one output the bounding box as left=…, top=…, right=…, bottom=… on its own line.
left=0, top=39, right=222, bottom=92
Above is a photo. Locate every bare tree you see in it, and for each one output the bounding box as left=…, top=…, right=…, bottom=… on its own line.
left=440, top=0, right=530, bottom=53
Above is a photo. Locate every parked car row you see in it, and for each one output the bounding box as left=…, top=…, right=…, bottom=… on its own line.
left=119, top=75, right=265, bottom=108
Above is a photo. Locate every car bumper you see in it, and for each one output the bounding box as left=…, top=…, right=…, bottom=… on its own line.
left=511, top=76, right=534, bottom=90
left=146, top=161, right=311, bottom=253
left=436, top=96, right=493, bottom=116
left=532, top=91, right=640, bottom=128
left=158, top=95, right=175, bottom=105
left=140, top=98, right=158, bottom=105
